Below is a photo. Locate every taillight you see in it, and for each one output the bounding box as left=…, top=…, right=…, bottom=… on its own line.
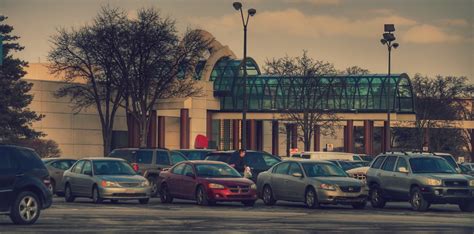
left=132, top=163, right=139, bottom=172
left=43, top=177, right=51, bottom=186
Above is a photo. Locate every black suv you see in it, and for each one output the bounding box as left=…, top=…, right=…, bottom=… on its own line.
left=0, top=145, right=53, bottom=224
left=107, top=148, right=188, bottom=196
left=204, top=150, right=281, bottom=181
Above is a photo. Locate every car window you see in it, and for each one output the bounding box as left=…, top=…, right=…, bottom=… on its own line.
left=409, top=157, right=457, bottom=174
left=437, top=155, right=458, bottom=170
left=93, top=160, right=136, bottom=175
left=244, top=152, right=281, bottom=170
left=302, top=162, right=348, bottom=177
left=288, top=163, right=303, bottom=175
left=179, top=151, right=210, bottom=160
left=0, top=148, right=16, bottom=170
left=171, top=152, right=187, bottom=165
left=156, top=151, right=170, bottom=165
left=381, top=156, right=397, bottom=171
left=395, top=157, right=408, bottom=172
left=205, top=154, right=232, bottom=163
left=17, top=149, right=45, bottom=170
left=82, top=161, right=92, bottom=174
left=195, top=163, right=241, bottom=178
left=51, top=160, right=75, bottom=170
left=182, top=164, right=194, bottom=176
left=72, top=161, right=85, bottom=173
left=353, top=155, right=363, bottom=161
left=301, top=154, right=311, bottom=159
left=371, top=156, right=386, bottom=169
left=136, top=150, right=153, bottom=164
left=109, top=150, right=136, bottom=163
left=273, top=162, right=290, bottom=174
left=171, top=163, right=186, bottom=175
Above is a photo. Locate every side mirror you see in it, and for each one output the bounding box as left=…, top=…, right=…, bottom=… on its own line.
left=186, top=172, right=195, bottom=178
left=84, top=170, right=93, bottom=176
left=292, top=172, right=303, bottom=178
left=398, top=167, right=408, bottom=173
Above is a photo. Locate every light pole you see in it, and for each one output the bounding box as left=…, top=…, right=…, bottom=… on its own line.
left=380, top=24, right=399, bottom=152
left=233, top=2, right=256, bottom=150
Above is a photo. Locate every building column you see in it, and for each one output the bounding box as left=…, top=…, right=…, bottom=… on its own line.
left=147, top=110, right=157, bottom=148
left=206, top=111, right=213, bottom=148
left=363, top=120, right=374, bottom=155
left=256, top=121, right=264, bottom=151
left=248, top=120, right=257, bottom=150
left=313, top=125, right=320, bottom=151
left=272, top=120, right=279, bottom=156
left=382, top=121, right=391, bottom=152
left=180, top=109, right=190, bottom=149
left=345, top=120, right=354, bottom=153
left=232, top=120, right=240, bottom=150
left=127, top=113, right=139, bottom=147
left=157, top=116, right=165, bottom=148
left=291, top=124, right=298, bottom=149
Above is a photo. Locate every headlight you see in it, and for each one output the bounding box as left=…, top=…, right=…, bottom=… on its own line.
left=101, top=180, right=120, bottom=187
left=425, top=178, right=442, bottom=186
left=469, top=180, right=474, bottom=187
left=250, top=184, right=257, bottom=190
left=208, top=183, right=225, bottom=189
left=141, top=180, right=150, bottom=187
left=320, top=184, right=336, bottom=191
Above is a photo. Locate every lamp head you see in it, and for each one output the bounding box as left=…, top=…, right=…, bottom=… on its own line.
left=248, top=8, right=257, bottom=16
left=392, top=43, right=399, bottom=49
left=380, top=38, right=387, bottom=45
left=383, top=32, right=396, bottom=42
left=384, top=24, right=395, bottom=32
left=233, top=2, right=242, bottom=10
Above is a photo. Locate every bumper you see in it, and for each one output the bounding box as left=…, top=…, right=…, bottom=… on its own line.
left=42, top=189, right=53, bottom=209
left=317, top=188, right=368, bottom=205
left=207, top=188, right=258, bottom=202
left=420, top=186, right=474, bottom=204
left=99, top=186, right=151, bottom=200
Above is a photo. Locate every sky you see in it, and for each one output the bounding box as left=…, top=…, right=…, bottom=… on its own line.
left=1, top=0, right=473, bottom=81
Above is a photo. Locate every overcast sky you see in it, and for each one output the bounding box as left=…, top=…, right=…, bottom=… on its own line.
left=2, top=0, right=473, bottom=81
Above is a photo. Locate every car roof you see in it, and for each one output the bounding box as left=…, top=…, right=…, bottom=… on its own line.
left=0, top=144, right=35, bottom=151
left=80, top=157, right=126, bottom=161
left=186, top=160, right=227, bottom=165
left=175, top=149, right=215, bottom=152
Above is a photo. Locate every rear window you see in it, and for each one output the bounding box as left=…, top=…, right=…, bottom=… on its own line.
left=371, top=156, right=386, bottom=169
left=156, top=151, right=170, bottom=165
left=17, top=149, right=46, bottom=170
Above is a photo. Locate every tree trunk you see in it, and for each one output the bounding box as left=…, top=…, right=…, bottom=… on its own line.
left=139, top=112, right=148, bottom=148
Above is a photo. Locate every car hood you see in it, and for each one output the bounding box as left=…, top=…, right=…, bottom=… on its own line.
left=424, top=173, right=470, bottom=180
left=346, top=167, right=370, bottom=174
left=309, top=176, right=364, bottom=187
left=202, top=177, right=254, bottom=186
left=96, top=175, right=146, bottom=182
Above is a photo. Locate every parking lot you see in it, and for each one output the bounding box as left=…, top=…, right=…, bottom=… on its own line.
left=1, top=197, right=473, bottom=232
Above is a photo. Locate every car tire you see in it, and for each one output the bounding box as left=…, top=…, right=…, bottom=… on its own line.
left=9, top=191, right=41, bottom=225
left=139, top=198, right=150, bottom=205
left=49, top=179, right=56, bottom=195
left=159, top=184, right=173, bottom=203
left=410, top=187, right=430, bottom=211
left=196, top=186, right=212, bottom=206
left=64, top=184, right=75, bottom=203
left=148, top=176, right=158, bottom=198
left=369, top=185, right=386, bottom=208
left=305, top=187, right=320, bottom=209
left=92, top=186, right=103, bottom=204
left=262, top=185, right=277, bottom=206
left=352, top=201, right=367, bottom=209
left=459, top=200, right=474, bottom=212
left=242, top=200, right=256, bottom=207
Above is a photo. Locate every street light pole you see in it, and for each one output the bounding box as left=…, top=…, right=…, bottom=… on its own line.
left=233, top=2, right=256, bottom=150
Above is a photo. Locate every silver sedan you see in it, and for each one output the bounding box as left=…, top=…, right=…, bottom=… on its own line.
left=62, top=158, right=151, bottom=204
left=257, top=160, right=368, bottom=209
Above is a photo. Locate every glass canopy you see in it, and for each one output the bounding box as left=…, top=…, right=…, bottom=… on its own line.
left=212, top=57, right=415, bottom=113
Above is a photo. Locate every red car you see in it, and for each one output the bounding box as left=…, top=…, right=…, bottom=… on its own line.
left=158, top=161, right=257, bottom=206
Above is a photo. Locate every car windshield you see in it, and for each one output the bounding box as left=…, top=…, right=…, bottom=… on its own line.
left=243, top=152, right=281, bottom=170
left=93, top=160, right=137, bottom=175
left=302, top=163, right=348, bottom=177
left=195, top=164, right=242, bottom=178
left=437, top=155, right=458, bottom=169
left=409, top=157, right=457, bottom=174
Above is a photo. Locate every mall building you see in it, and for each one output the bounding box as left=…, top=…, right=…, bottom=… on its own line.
left=24, top=30, right=464, bottom=159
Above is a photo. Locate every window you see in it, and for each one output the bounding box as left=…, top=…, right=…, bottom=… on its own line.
left=371, top=156, right=386, bottom=169
left=244, top=152, right=281, bottom=170
left=395, top=157, right=408, bottom=172
left=82, top=161, right=92, bottom=174
left=92, top=160, right=136, bottom=175
left=409, top=158, right=457, bottom=174
left=273, top=162, right=290, bottom=174
left=17, top=149, right=44, bottom=170
left=171, top=163, right=186, bottom=175
left=288, top=163, right=303, bottom=175
left=136, top=150, right=153, bottom=164
left=72, top=161, right=85, bottom=174
left=182, top=164, right=194, bottom=177
left=381, top=156, right=397, bottom=171
left=156, top=151, right=170, bottom=165
left=171, top=152, right=187, bottom=165
left=109, top=150, right=135, bottom=163
left=0, top=148, right=15, bottom=170
left=51, top=160, right=76, bottom=170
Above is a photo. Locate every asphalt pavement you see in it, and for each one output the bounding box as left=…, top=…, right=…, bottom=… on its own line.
left=1, top=197, right=473, bottom=233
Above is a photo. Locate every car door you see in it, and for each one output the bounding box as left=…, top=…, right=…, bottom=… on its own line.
left=391, top=157, right=411, bottom=199
left=270, top=162, right=291, bottom=200
left=180, top=164, right=197, bottom=199
left=168, top=163, right=186, bottom=197
left=379, top=156, right=398, bottom=196
left=79, top=160, right=95, bottom=197
left=285, top=162, right=307, bottom=202
left=68, top=160, right=85, bottom=195
left=0, top=149, right=17, bottom=212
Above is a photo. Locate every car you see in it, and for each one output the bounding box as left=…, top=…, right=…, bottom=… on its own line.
left=62, top=158, right=151, bottom=204
left=459, top=164, right=474, bottom=176
left=0, top=145, right=53, bottom=225
left=366, top=152, right=474, bottom=212
left=462, top=163, right=474, bottom=171
left=42, top=158, right=77, bottom=195
left=158, top=161, right=258, bottom=206
left=107, top=148, right=188, bottom=196
left=360, top=155, right=375, bottom=162
left=257, top=160, right=368, bottom=209
left=328, top=160, right=369, bottom=171
left=290, top=152, right=364, bottom=161
left=173, top=149, right=215, bottom=160
left=204, top=150, right=281, bottom=181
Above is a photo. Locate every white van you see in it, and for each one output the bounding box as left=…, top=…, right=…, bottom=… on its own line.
left=290, top=151, right=364, bottom=161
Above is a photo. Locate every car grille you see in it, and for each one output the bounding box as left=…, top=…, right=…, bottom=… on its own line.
left=446, top=189, right=469, bottom=195
left=112, top=193, right=146, bottom=197
left=119, top=182, right=141, bottom=188
left=227, top=194, right=253, bottom=199
left=444, top=180, right=468, bottom=187
left=339, top=186, right=361, bottom=193
left=351, top=173, right=366, bottom=181
left=228, top=185, right=250, bottom=193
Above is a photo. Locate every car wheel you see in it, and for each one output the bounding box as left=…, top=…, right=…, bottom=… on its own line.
left=352, top=201, right=367, bottom=209
left=410, top=187, right=430, bottom=211
left=305, top=187, right=320, bottom=209
left=159, top=184, right=173, bottom=203
left=196, top=186, right=212, bottom=206
left=64, top=184, right=75, bottom=203
left=139, top=198, right=150, bottom=205
left=92, top=186, right=103, bottom=204
left=48, top=179, right=56, bottom=195
left=262, top=185, right=277, bottom=205
left=459, top=200, right=474, bottom=212
left=370, top=185, right=386, bottom=208
left=9, top=191, right=41, bottom=225
left=148, top=176, right=158, bottom=197
left=242, top=200, right=256, bottom=207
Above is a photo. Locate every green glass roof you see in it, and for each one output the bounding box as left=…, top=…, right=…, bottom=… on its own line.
left=212, top=57, right=415, bottom=113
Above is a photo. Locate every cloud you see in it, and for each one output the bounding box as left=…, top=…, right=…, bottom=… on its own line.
left=437, top=18, right=469, bottom=27
left=283, top=0, right=341, bottom=5
left=403, top=24, right=463, bottom=43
